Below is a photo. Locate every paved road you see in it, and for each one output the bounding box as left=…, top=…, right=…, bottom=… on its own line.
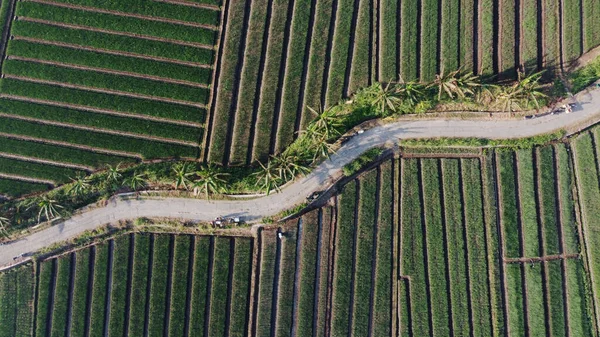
left=1, top=84, right=600, bottom=268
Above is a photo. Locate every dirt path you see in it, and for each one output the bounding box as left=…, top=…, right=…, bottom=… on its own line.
left=153, top=0, right=221, bottom=11
left=503, top=254, right=579, bottom=263
left=0, top=172, right=54, bottom=186
left=0, top=151, right=92, bottom=171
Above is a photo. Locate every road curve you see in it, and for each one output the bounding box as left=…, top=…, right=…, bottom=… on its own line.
left=1, top=85, right=600, bottom=267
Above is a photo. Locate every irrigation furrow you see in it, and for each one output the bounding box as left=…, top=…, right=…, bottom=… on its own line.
left=0, top=94, right=204, bottom=128
left=512, top=151, right=526, bottom=258
left=202, top=0, right=232, bottom=161
left=221, top=0, right=252, bottom=165
left=183, top=236, right=196, bottom=337
left=12, top=36, right=211, bottom=68
left=103, top=240, right=115, bottom=337
left=417, top=160, right=435, bottom=335
left=324, top=197, right=339, bottom=336
left=203, top=237, right=215, bottom=337
left=245, top=0, right=275, bottom=165
left=6, top=56, right=208, bottom=88
left=519, top=264, right=530, bottom=337
left=367, top=167, right=381, bottom=337
left=346, top=179, right=360, bottom=336
left=0, top=172, right=54, bottom=186
left=492, top=0, right=500, bottom=73
left=269, top=228, right=283, bottom=337
left=0, top=151, right=92, bottom=171
left=223, top=239, right=235, bottom=337
left=3, top=74, right=207, bottom=108
left=17, top=17, right=215, bottom=50
left=153, top=0, right=221, bottom=11
left=311, top=208, right=324, bottom=337
left=0, top=113, right=200, bottom=148
left=84, top=246, right=96, bottom=337
left=24, top=0, right=219, bottom=30
left=341, top=0, right=361, bottom=98
left=123, top=234, right=135, bottom=336
left=0, top=132, right=142, bottom=160
left=474, top=0, right=481, bottom=73
left=536, top=0, right=544, bottom=69
left=65, top=253, right=76, bottom=337
left=163, top=236, right=175, bottom=337
left=46, top=259, right=58, bottom=337
left=438, top=160, right=456, bottom=336
left=250, top=229, right=263, bottom=337
left=374, top=0, right=380, bottom=82
left=289, top=219, right=303, bottom=337
left=319, top=0, right=339, bottom=108
left=515, top=0, right=523, bottom=69
left=436, top=0, right=443, bottom=75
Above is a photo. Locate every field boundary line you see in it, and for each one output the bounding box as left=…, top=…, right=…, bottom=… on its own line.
left=7, top=56, right=209, bottom=88
left=0, top=132, right=142, bottom=160
left=12, top=36, right=212, bottom=68
left=0, top=172, right=55, bottom=186
left=0, top=94, right=204, bottom=128
left=3, top=74, right=207, bottom=108
left=0, top=151, right=92, bottom=171
left=503, top=254, right=580, bottom=263
left=153, top=0, right=221, bottom=11
left=23, top=0, right=219, bottom=30
left=17, top=17, right=215, bottom=50
left=0, top=113, right=200, bottom=147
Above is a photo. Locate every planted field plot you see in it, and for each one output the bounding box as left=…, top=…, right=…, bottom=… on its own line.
left=0, top=0, right=221, bottom=192
left=29, top=233, right=253, bottom=337
left=0, top=263, right=34, bottom=337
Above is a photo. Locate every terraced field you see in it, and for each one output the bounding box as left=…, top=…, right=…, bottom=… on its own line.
left=0, top=0, right=221, bottom=196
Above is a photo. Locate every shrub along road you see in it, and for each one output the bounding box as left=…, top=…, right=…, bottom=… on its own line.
left=1, top=84, right=600, bottom=267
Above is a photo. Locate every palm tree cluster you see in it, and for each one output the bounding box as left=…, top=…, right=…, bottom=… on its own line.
left=170, top=163, right=229, bottom=199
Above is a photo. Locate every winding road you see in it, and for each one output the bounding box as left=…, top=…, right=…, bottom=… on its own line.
left=1, top=84, right=600, bottom=268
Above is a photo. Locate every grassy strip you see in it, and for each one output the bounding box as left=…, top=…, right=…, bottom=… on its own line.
left=537, top=147, right=560, bottom=255
left=350, top=170, right=377, bottom=336
left=188, top=237, right=210, bottom=337
left=380, top=0, right=398, bottom=79
left=299, top=0, right=333, bottom=129
left=505, top=264, right=525, bottom=336
left=497, top=151, right=521, bottom=258
left=228, top=238, right=253, bottom=337
left=228, top=0, right=269, bottom=164
left=347, top=0, right=371, bottom=93
left=480, top=0, right=494, bottom=75
left=0, top=177, right=50, bottom=197
left=330, top=181, right=358, bottom=336
left=275, top=226, right=298, bottom=337
left=275, top=0, right=313, bottom=154
left=50, top=257, right=72, bottom=337
left=516, top=149, right=540, bottom=257
left=0, top=78, right=206, bottom=122
left=88, top=243, right=109, bottom=337
left=563, top=0, right=582, bottom=62
left=0, top=116, right=199, bottom=159
left=554, top=143, right=579, bottom=254
left=69, top=250, right=90, bottom=337
left=7, top=40, right=212, bottom=84
left=441, top=159, right=470, bottom=336
left=565, top=259, right=594, bottom=336
left=544, top=0, right=560, bottom=70
left=324, top=0, right=355, bottom=106
left=400, top=159, right=430, bottom=336
left=0, top=156, right=85, bottom=183
left=572, top=130, right=600, bottom=307
left=255, top=231, right=277, bottom=337
left=207, top=237, right=231, bottom=337
left=35, top=261, right=54, bottom=337
left=500, top=0, right=515, bottom=75
left=207, top=0, right=247, bottom=163
left=15, top=1, right=217, bottom=46
left=147, top=235, right=170, bottom=337
left=524, top=264, right=547, bottom=336
left=47, top=0, right=220, bottom=25
left=127, top=234, right=150, bottom=336
left=421, top=159, right=451, bottom=335
left=461, top=159, right=493, bottom=336
left=168, top=235, right=192, bottom=337
left=459, top=0, right=474, bottom=71
left=400, top=0, right=418, bottom=80
left=521, top=0, right=538, bottom=71
left=251, top=0, right=292, bottom=161
left=108, top=236, right=131, bottom=337
left=372, top=161, right=392, bottom=337
left=441, top=0, right=459, bottom=72
left=546, top=261, right=566, bottom=337
left=294, top=211, right=319, bottom=336
left=420, top=0, right=439, bottom=81
left=0, top=98, right=201, bottom=144
left=10, top=19, right=214, bottom=65
left=4, top=58, right=209, bottom=103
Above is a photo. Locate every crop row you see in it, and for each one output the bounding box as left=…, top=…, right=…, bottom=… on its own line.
left=379, top=0, right=398, bottom=78
left=0, top=98, right=202, bottom=144
left=207, top=237, right=231, bottom=337
left=254, top=230, right=278, bottom=337
left=400, top=0, right=419, bottom=80
left=108, top=236, right=131, bottom=337
left=11, top=19, right=214, bottom=65
left=497, top=151, right=522, bottom=258
left=0, top=78, right=206, bottom=123
left=228, top=239, right=253, bottom=337
left=0, top=264, right=34, bottom=337
left=69, top=249, right=91, bottom=337
left=0, top=177, right=50, bottom=197
left=516, top=149, right=541, bottom=257
left=0, top=116, right=199, bottom=159
left=7, top=40, right=213, bottom=84
left=15, top=1, right=217, bottom=46
left=188, top=237, right=211, bottom=336
left=167, top=236, right=192, bottom=337
left=88, top=243, right=109, bottom=337
left=0, top=155, right=86, bottom=183
left=441, top=0, right=460, bottom=72
left=35, top=260, right=54, bottom=337
left=537, top=146, right=561, bottom=256
left=274, top=227, right=298, bottom=336
left=294, top=211, right=319, bottom=336
left=347, top=0, right=371, bottom=93
left=554, top=143, right=580, bottom=254
left=420, top=0, right=438, bottom=81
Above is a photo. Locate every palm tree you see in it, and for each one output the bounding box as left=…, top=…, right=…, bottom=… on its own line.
left=192, top=164, right=229, bottom=199
left=105, top=163, right=122, bottom=185
left=172, top=163, right=193, bottom=191
left=0, top=216, right=9, bottom=235
left=253, top=160, right=281, bottom=195
left=272, top=152, right=310, bottom=182
left=395, top=79, right=424, bottom=107
left=309, top=135, right=338, bottom=163
left=68, top=175, right=91, bottom=196
left=475, top=83, right=499, bottom=106
left=516, top=70, right=547, bottom=110
left=495, top=84, right=522, bottom=114
left=429, top=69, right=479, bottom=100
left=305, top=106, right=345, bottom=141
left=30, top=196, right=63, bottom=224
left=124, top=171, right=146, bottom=191
left=370, top=82, right=401, bottom=116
